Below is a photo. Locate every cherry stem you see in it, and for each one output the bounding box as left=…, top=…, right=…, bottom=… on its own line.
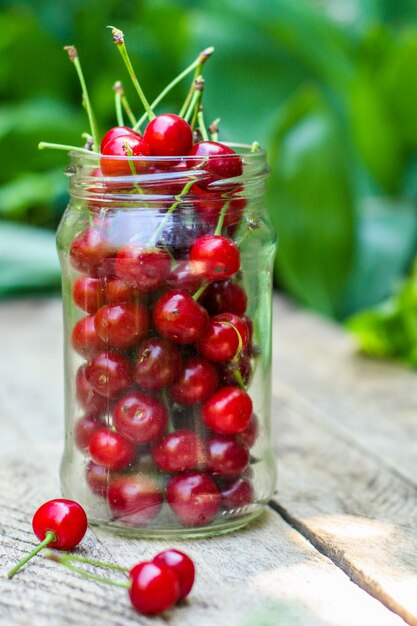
left=113, top=82, right=125, bottom=127
left=64, top=46, right=99, bottom=152
left=251, top=141, right=261, bottom=153
left=197, top=107, right=209, bottom=141
left=214, top=199, right=232, bottom=236
left=8, top=531, right=57, bottom=579
left=46, top=552, right=129, bottom=588
left=190, top=78, right=205, bottom=131
left=184, top=78, right=204, bottom=124
left=123, top=141, right=145, bottom=195
left=38, top=142, right=101, bottom=156
left=192, top=283, right=209, bottom=301
left=233, top=368, right=247, bottom=391
left=109, top=27, right=155, bottom=121
left=237, top=218, right=260, bottom=248
left=134, top=47, right=214, bottom=131
left=209, top=118, right=220, bottom=142
left=179, top=47, right=214, bottom=118
left=148, top=178, right=196, bottom=246
left=45, top=550, right=128, bottom=572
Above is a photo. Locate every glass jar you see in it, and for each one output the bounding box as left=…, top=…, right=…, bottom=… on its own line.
left=56, top=145, right=277, bottom=537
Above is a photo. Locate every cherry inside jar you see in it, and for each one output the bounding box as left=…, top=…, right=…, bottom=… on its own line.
left=57, top=146, right=277, bottom=537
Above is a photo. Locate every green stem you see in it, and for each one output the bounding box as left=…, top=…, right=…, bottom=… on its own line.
left=45, top=550, right=129, bottom=572
left=189, top=77, right=204, bottom=131
left=251, top=141, right=261, bottom=153
left=148, top=178, right=196, bottom=246
left=197, top=108, right=209, bottom=141
left=64, top=46, right=99, bottom=152
left=134, top=48, right=213, bottom=131
left=184, top=86, right=202, bottom=124
left=8, top=531, right=57, bottom=578
left=110, top=27, right=155, bottom=121
left=233, top=368, right=247, bottom=391
left=124, top=141, right=145, bottom=195
left=179, top=47, right=214, bottom=118
left=214, top=199, right=232, bottom=236
left=209, top=118, right=220, bottom=142
left=38, top=142, right=101, bottom=156
left=121, top=93, right=137, bottom=126
left=50, top=556, right=129, bottom=588
left=192, top=283, right=209, bottom=301
left=114, top=88, right=124, bottom=127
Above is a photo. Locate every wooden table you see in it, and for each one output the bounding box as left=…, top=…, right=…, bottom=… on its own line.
left=1, top=296, right=416, bottom=626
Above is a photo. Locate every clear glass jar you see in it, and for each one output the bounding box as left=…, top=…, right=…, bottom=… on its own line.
left=56, top=145, right=277, bottom=537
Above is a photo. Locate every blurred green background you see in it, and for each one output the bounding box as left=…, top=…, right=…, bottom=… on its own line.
left=1, top=0, right=417, bottom=365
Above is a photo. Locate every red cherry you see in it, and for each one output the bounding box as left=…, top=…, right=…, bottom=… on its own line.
left=166, top=472, right=221, bottom=527
left=198, top=313, right=249, bottom=362
left=133, top=338, right=182, bottom=390
left=129, top=561, right=180, bottom=615
left=94, top=302, right=149, bottom=350
left=152, top=430, right=205, bottom=473
left=170, top=357, right=218, bottom=405
left=86, top=461, right=110, bottom=497
left=108, top=474, right=163, bottom=526
left=101, top=133, right=151, bottom=176
left=199, top=280, right=247, bottom=316
left=72, top=276, right=102, bottom=313
left=191, top=184, right=244, bottom=228
left=100, top=126, right=138, bottom=151
left=153, top=290, right=208, bottom=345
left=206, top=435, right=249, bottom=477
left=143, top=114, right=192, bottom=156
left=7, top=499, right=88, bottom=578
left=221, top=478, right=254, bottom=510
left=89, top=428, right=136, bottom=470
left=238, top=413, right=258, bottom=448
left=72, top=315, right=106, bottom=358
left=70, top=227, right=114, bottom=277
left=74, top=414, right=100, bottom=451
left=188, top=141, right=242, bottom=184
left=218, top=351, right=253, bottom=388
left=75, top=364, right=107, bottom=417
left=190, top=235, right=240, bottom=281
left=153, top=550, right=195, bottom=600
left=113, top=390, right=168, bottom=445
left=115, top=246, right=171, bottom=291
left=202, top=387, right=253, bottom=435
left=85, top=351, right=131, bottom=398
left=167, top=261, right=204, bottom=292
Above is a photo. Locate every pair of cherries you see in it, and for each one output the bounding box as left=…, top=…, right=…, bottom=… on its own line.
left=8, top=499, right=195, bottom=616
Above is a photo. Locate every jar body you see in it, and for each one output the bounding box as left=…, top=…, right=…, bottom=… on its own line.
left=57, top=149, right=277, bottom=537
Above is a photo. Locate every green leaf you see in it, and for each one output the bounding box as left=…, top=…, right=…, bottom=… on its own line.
left=0, top=223, right=61, bottom=296
left=267, top=86, right=355, bottom=317
left=341, top=196, right=417, bottom=316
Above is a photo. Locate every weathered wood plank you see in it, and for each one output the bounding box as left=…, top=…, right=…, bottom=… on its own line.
left=273, top=297, right=417, bottom=486
left=0, top=460, right=404, bottom=626
left=272, top=389, right=417, bottom=626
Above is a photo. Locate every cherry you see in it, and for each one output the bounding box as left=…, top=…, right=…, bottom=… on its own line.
left=218, top=351, right=253, bottom=388
left=202, top=387, right=253, bottom=435
left=188, top=141, right=242, bottom=184
left=166, top=472, right=221, bottom=527
left=70, top=227, right=114, bottom=277
left=198, top=313, right=249, bottom=362
left=133, top=338, right=182, bottom=390
left=170, top=356, right=218, bottom=405
left=152, top=430, right=205, bottom=473
left=86, top=461, right=110, bottom=497
left=191, top=185, right=244, bottom=228
left=221, top=478, right=254, bottom=510
left=85, top=351, right=132, bottom=398
left=113, top=390, right=168, bottom=445
left=72, top=315, right=106, bottom=358
left=206, top=435, right=249, bottom=477
left=8, top=499, right=88, bottom=578
left=143, top=114, right=192, bottom=156
left=167, top=261, right=204, bottom=293
left=103, top=277, right=134, bottom=304
left=129, top=561, right=180, bottom=615
left=89, top=428, right=136, bottom=470
left=108, top=474, right=163, bottom=526
left=115, top=246, right=171, bottom=291
left=199, top=280, right=247, bottom=316
left=238, top=413, right=258, bottom=448
left=94, top=302, right=149, bottom=349
left=73, top=276, right=102, bottom=313
left=74, top=414, right=100, bottom=451
left=75, top=364, right=107, bottom=417
left=153, top=290, right=208, bottom=345
left=101, top=133, right=151, bottom=176
left=190, top=235, right=240, bottom=281
left=153, top=550, right=195, bottom=600
left=100, top=126, right=138, bottom=151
